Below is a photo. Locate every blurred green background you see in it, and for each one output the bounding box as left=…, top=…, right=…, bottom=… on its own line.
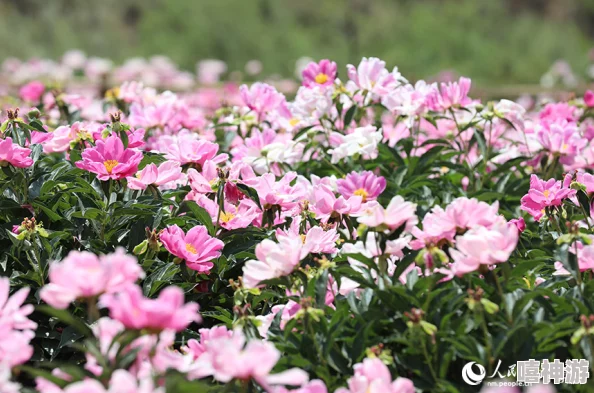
left=3, top=0, right=594, bottom=85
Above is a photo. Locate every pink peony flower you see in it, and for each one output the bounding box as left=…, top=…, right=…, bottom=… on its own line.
left=337, top=171, right=386, bottom=202
left=40, top=248, right=144, bottom=309
left=0, top=365, right=20, bottom=393
left=336, top=358, right=415, bottom=393
left=0, top=329, right=35, bottom=367
left=347, top=57, right=405, bottom=97
left=75, top=134, right=143, bottom=180
left=185, top=328, right=308, bottom=388
left=160, top=225, right=224, bottom=273
left=521, top=174, right=576, bottom=220
left=302, top=60, right=337, bottom=88
left=183, top=326, right=234, bottom=360
left=357, top=196, right=418, bottom=232
left=243, top=235, right=308, bottom=288
left=100, top=284, right=200, bottom=332
left=312, top=184, right=363, bottom=223
left=585, top=90, right=594, bottom=107
left=19, top=80, right=45, bottom=102
left=509, top=217, right=526, bottom=233
left=126, top=161, right=183, bottom=190
left=240, top=82, right=289, bottom=120
left=426, top=77, right=473, bottom=111
left=0, top=137, right=33, bottom=168
left=449, top=220, right=519, bottom=276
left=0, top=277, right=37, bottom=331
left=164, top=133, right=227, bottom=167
left=536, top=121, right=586, bottom=164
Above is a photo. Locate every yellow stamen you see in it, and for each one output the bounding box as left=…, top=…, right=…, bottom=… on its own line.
left=289, top=118, right=300, bottom=127
left=220, top=211, right=235, bottom=223
left=354, top=188, right=369, bottom=203
left=300, top=234, right=307, bottom=244
left=543, top=190, right=550, bottom=199
left=185, top=243, right=198, bottom=254
left=103, top=160, right=119, bottom=174
left=314, top=73, right=328, bottom=85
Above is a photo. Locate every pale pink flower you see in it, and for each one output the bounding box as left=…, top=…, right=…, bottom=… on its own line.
left=160, top=225, right=224, bottom=273
left=449, top=220, right=519, bottom=276
left=0, top=365, right=20, bottom=393
left=426, top=77, right=473, bottom=111
left=243, top=235, right=308, bottom=288
left=100, top=284, right=200, bottom=332
left=40, top=248, right=144, bottom=309
left=183, top=326, right=234, bottom=360
left=302, top=60, right=337, bottom=87
left=85, top=317, right=125, bottom=376
left=337, top=358, right=415, bottom=393
left=357, top=196, right=418, bottom=232
left=244, top=172, right=305, bottom=213
left=328, top=126, right=383, bottom=163
left=187, top=328, right=308, bottom=388
left=240, top=83, right=289, bottom=120
left=164, top=133, right=227, bottom=167
left=127, top=161, right=183, bottom=190
left=311, top=184, right=363, bottom=223
left=337, top=171, right=386, bottom=202
left=76, top=134, right=143, bottom=180
left=0, top=277, right=36, bottom=330
left=347, top=57, right=405, bottom=97
left=536, top=121, right=586, bottom=163
left=0, top=329, right=34, bottom=367
left=0, top=137, right=33, bottom=168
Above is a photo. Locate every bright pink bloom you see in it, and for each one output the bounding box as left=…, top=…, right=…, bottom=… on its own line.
left=337, top=171, right=386, bottom=202
left=100, top=284, right=200, bottom=332
left=449, top=220, right=519, bottom=276
left=509, top=217, right=526, bottom=233
left=357, top=196, right=418, bottom=232
left=426, top=77, right=473, bottom=111
left=160, top=225, right=224, bottom=273
left=312, top=184, right=363, bottom=223
left=539, top=102, right=578, bottom=125
left=19, top=80, right=45, bottom=102
left=585, top=90, right=594, bottom=107
left=302, top=60, right=337, bottom=88
left=187, top=160, right=219, bottom=194
left=40, top=248, right=144, bottom=309
left=521, top=174, right=576, bottom=220
left=76, top=134, right=143, bottom=180
left=0, top=137, right=33, bottom=168
left=126, top=161, right=183, bottom=190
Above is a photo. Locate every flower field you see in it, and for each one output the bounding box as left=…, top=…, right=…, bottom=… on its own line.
left=1, top=53, right=593, bottom=393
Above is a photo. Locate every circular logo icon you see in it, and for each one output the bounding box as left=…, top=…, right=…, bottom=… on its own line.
left=462, top=361, right=486, bottom=385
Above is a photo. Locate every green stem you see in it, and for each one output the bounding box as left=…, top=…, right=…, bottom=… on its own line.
left=481, top=312, right=493, bottom=375
left=421, top=336, right=438, bottom=382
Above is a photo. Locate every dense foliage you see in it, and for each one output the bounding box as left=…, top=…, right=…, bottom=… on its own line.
left=0, top=55, right=593, bottom=393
